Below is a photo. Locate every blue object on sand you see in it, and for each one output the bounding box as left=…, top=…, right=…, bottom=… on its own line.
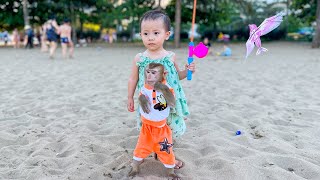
left=236, top=131, right=241, bottom=135
left=221, top=47, right=232, bottom=56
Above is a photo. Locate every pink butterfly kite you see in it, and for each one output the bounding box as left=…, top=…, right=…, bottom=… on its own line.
left=246, top=12, right=285, bottom=58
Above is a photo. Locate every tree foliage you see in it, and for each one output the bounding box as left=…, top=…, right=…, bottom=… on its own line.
left=290, top=0, right=317, bottom=24
left=165, top=0, right=242, bottom=40
left=0, top=0, right=96, bottom=30
left=0, top=0, right=24, bottom=29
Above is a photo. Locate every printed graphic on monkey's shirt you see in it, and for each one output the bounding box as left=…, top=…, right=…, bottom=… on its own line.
left=154, top=94, right=168, bottom=111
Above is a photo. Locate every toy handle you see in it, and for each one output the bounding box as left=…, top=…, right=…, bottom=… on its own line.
left=187, top=42, right=194, bottom=81
left=187, top=57, right=193, bottom=80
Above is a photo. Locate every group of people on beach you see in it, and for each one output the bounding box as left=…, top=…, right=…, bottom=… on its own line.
left=6, top=17, right=74, bottom=59
left=40, top=17, right=74, bottom=59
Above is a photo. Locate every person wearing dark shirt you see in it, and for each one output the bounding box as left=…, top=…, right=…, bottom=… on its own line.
left=25, top=25, right=34, bottom=49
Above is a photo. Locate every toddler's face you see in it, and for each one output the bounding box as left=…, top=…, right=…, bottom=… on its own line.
left=140, top=19, right=170, bottom=52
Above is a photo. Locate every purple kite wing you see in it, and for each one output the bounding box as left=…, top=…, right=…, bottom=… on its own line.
left=257, top=12, right=285, bottom=36
left=245, top=38, right=255, bottom=59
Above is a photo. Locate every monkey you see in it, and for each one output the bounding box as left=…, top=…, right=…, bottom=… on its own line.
left=129, top=63, right=180, bottom=180
left=138, top=63, right=175, bottom=113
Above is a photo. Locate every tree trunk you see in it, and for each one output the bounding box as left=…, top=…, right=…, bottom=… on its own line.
left=23, top=0, right=30, bottom=26
left=157, top=0, right=161, bottom=10
left=174, top=0, right=181, bottom=48
left=70, top=1, right=77, bottom=43
left=286, top=0, right=289, bottom=34
left=312, top=0, right=320, bottom=48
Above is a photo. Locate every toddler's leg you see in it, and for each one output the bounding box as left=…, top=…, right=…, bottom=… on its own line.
left=129, top=123, right=152, bottom=177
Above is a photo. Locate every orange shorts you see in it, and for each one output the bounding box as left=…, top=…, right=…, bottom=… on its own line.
left=133, top=118, right=175, bottom=168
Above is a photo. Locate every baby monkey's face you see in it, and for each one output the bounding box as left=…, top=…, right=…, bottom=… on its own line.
left=145, top=67, right=162, bottom=86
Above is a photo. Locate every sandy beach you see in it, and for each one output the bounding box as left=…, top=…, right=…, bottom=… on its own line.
left=0, top=42, right=320, bottom=180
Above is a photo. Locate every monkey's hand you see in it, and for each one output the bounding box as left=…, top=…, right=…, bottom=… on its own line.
left=138, top=95, right=151, bottom=113
left=154, top=82, right=176, bottom=107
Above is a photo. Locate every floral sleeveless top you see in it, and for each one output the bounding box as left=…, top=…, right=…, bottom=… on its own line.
left=136, top=52, right=189, bottom=138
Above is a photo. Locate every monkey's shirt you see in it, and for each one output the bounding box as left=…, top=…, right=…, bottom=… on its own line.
left=133, top=81, right=175, bottom=168
left=139, top=81, right=174, bottom=124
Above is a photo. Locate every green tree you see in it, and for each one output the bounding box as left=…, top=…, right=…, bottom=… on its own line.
left=312, top=0, right=320, bottom=48
left=290, top=0, right=319, bottom=47
left=291, top=0, right=317, bottom=24
left=167, top=0, right=241, bottom=41
left=95, top=0, right=115, bottom=28
left=110, top=0, right=157, bottom=40
left=0, top=1, right=24, bottom=29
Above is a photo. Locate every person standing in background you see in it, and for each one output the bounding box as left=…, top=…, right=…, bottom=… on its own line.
left=46, top=17, right=60, bottom=59
left=59, top=18, right=74, bottom=59
left=24, top=25, right=34, bottom=49
left=40, top=22, right=49, bottom=52
left=12, top=28, right=20, bottom=48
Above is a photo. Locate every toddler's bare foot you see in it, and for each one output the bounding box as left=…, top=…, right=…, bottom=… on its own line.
left=128, top=160, right=143, bottom=177
left=168, top=168, right=181, bottom=180
left=128, top=165, right=139, bottom=177
left=174, top=159, right=184, bottom=169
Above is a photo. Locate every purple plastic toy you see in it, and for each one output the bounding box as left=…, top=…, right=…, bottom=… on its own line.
left=246, top=12, right=285, bottom=58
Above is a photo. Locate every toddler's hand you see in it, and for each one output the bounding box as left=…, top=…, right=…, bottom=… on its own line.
left=185, top=62, right=196, bottom=73
left=127, top=98, right=135, bottom=112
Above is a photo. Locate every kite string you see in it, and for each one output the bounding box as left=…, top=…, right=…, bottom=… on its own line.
left=190, top=0, right=197, bottom=42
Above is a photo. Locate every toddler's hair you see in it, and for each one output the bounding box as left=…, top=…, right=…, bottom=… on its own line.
left=140, top=10, right=171, bottom=32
